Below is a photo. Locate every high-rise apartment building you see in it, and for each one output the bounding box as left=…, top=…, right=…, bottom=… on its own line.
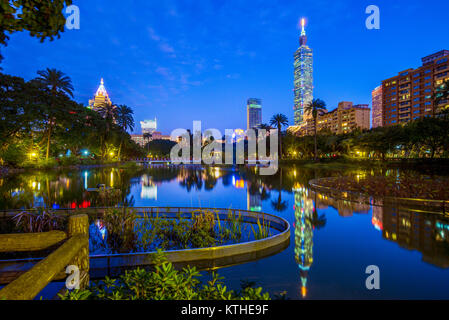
left=293, top=18, right=313, bottom=126
left=316, top=102, right=370, bottom=134
left=381, top=50, right=449, bottom=127
left=371, top=86, right=383, bottom=128
left=247, top=98, right=262, bottom=131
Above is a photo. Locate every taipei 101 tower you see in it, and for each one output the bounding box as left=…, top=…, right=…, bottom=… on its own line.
left=293, top=18, right=313, bottom=126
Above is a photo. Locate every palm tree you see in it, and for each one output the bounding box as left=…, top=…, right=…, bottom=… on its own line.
left=36, top=68, right=74, bottom=160
left=304, top=98, right=327, bottom=161
left=269, top=114, right=289, bottom=158
left=259, top=123, right=272, bottom=131
left=271, top=168, right=288, bottom=212
left=115, top=105, right=135, bottom=161
left=143, top=132, right=153, bottom=154
left=96, top=102, right=118, bottom=159
left=96, top=102, right=118, bottom=123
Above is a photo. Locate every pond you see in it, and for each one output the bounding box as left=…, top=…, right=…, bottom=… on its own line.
left=0, top=164, right=449, bottom=299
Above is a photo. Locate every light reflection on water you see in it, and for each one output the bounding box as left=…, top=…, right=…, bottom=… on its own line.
left=0, top=165, right=449, bottom=299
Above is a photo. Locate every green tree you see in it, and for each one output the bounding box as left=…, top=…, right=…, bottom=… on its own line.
left=96, top=102, right=118, bottom=160
left=143, top=132, right=153, bottom=154
left=115, top=105, right=135, bottom=161
left=0, top=0, right=72, bottom=65
left=269, top=114, right=288, bottom=158
left=35, top=68, right=74, bottom=160
left=304, top=98, right=327, bottom=161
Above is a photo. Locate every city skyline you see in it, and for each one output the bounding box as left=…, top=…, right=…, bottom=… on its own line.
left=2, top=0, right=449, bottom=134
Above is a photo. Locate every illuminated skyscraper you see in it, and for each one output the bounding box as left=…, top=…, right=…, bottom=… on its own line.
left=294, top=18, right=313, bottom=126
left=89, top=78, right=112, bottom=111
left=247, top=98, right=262, bottom=131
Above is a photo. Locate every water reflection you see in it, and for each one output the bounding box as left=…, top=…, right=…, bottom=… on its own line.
left=294, top=185, right=315, bottom=298
left=293, top=184, right=327, bottom=298
left=378, top=206, right=449, bottom=268
left=140, top=174, right=157, bottom=200
left=1, top=165, right=449, bottom=298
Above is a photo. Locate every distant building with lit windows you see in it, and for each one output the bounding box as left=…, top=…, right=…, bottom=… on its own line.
left=371, top=86, right=383, bottom=128
left=289, top=101, right=370, bottom=136
left=141, top=119, right=157, bottom=135
left=381, top=50, right=449, bottom=127
left=247, top=98, right=262, bottom=131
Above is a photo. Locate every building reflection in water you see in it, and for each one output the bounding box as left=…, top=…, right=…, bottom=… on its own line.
left=376, top=205, right=449, bottom=268
left=246, top=185, right=262, bottom=212
left=313, top=191, right=371, bottom=217
left=293, top=183, right=315, bottom=298
left=140, top=174, right=157, bottom=200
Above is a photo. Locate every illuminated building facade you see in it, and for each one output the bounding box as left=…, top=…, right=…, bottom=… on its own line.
left=381, top=50, right=449, bottom=126
left=130, top=134, right=146, bottom=147
left=141, top=119, right=157, bottom=134
left=247, top=98, right=262, bottom=131
left=316, top=102, right=370, bottom=134
left=293, top=18, right=313, bottom=126
left=289, top=101, right=370, bottom=136
left=89, top=78, right=112, bottom=111
left=371, top=86, right=383, bottom=128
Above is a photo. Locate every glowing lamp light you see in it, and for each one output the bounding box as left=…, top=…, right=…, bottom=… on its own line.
left=301, top=18, right=305, bottom=28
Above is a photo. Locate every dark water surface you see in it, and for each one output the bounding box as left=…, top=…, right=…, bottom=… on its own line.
left=1, top=164, right=448, bottom=299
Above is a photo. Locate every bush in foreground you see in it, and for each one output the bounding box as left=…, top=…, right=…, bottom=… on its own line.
left=61, top=251, right=270, bottom=300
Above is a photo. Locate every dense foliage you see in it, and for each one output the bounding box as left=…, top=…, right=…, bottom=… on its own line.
left=0, top=0, right=72, bottom=64
left=282, top=113, right=449, bottom=160
left=0, top=72, right=146, bottom=167
left=61, top=251, right=270, bottom=300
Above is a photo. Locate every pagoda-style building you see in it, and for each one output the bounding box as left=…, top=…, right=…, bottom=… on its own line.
left=88, top=78, right=112, bottom=112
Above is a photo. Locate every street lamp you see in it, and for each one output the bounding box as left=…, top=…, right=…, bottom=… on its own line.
left=28, top=152, right=37, bottom=161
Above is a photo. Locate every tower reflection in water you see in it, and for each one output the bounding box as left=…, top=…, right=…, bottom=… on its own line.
left=141, top=174, right=157, bottom=200
left=294, top=184, right=315, bottom=298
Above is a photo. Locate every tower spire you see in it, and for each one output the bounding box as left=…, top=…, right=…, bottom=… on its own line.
left=301, top=18, right=306, bottom=36
left=299, top=18, right=307, bottom=46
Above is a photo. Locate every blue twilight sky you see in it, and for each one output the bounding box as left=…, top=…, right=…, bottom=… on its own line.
left=2, top=0, right=449, bottom=134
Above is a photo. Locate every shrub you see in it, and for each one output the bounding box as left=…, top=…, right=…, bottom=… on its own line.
left=12, top=209, right=64, bottom=233
left=101, top=207, right=137, bottom=253
left=59, top=155, right=80, bottom=166
left=61, top=251, right=270, bottom=300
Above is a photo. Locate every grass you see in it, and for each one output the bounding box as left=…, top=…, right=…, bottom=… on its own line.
left=91, top=208, right=273, bottom=254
